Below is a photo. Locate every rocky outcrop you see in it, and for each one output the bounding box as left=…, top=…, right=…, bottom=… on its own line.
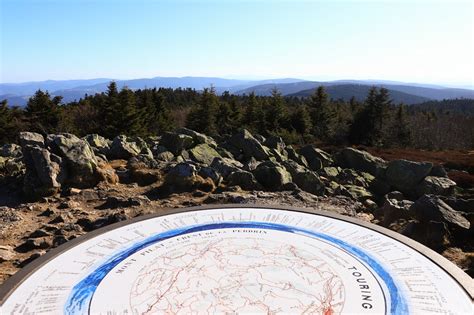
left=336, top=147, right=386, bottom=177
left=385, top=159, right=433, bottom=194
left=252, top=161, right=292, bottom=191
left=411, top=195, right=470, bottom=231
left=228, top=129, right=270, bottom=161
left=19, top=132, right=44, bottom=148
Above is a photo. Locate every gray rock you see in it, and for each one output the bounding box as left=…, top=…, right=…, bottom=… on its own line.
left=189, top=143, right=221, bottom=165
left=440, top=197, right=474, bottom=213
left=385, top=159, right=433, bottom=193
left=155, top=151, right=174, bottom=162
left=227, top=170, right=261, bottom=190
left=168, top=162, right=197, bottom=178
left=84, top=134, right=111, bottom=156
left=285, top=146, right=308, bottom=167
left=411, top=195, right=470, bottom=230
left=320, top=167, right=340, bottom=178
left=415, top=176, right=457, bottom=197
left=198, top=167, right=223, bottom=185
left=252, top=161, right=292, bottom=191
left=210, top=157, right=244, bottom=178
left=22, top=145, right=66, bottom=199
left=243, top=157, right=260, bottom=172
left=228, top=129, right=270, bottom=161
left=19, top=132, right=44, bottom=148
left=301, top=146, right=333, bottom=168
left=429, top=165, right=448, bottom=177
left=175, top=128, right=217, bottom=148
left=298, top=145, right=324, bottom=171
left=109, top=135, right=141, bottom=159
left=343, top=184, right=373, bottom=201
left=264, top=136, right=286, bottom=153
left=283, top=160, right=324, bottom=196
left=1, top=144, right=22, bottom=158
left=337, top=147, right=386, bottom=177
left=49, top=134, right=100, bottom=187
left=381, top=197, right=414, bottom=226
left=160, top=132, right=195, bottom=155
left=0, top=245, right=15, bottom=262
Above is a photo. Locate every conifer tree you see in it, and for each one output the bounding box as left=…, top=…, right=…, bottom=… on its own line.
left=186, top=87, right=219, bottom=135
left=308, top=86, right=334, bottom=140
left=265, top=88, right=287, bottom=132
left=25, top=90, right=61, bottom=134
left=291, top=105, right=312, bottom=137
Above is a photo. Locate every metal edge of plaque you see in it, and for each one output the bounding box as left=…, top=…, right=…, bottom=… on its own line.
left=0, top=204, right=473, bottom=305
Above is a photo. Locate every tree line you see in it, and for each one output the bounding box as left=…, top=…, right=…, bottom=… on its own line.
left=1, top=82, right=473, bottom=150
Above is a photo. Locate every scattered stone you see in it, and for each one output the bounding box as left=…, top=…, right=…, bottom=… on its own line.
left=228, top=129, right=270, bottom=161
left=198, top=167, right=223, bottom=186
left=343, top=185, right=373, bottom=201
left=189, top=143, right=221, bottom=165
left=411, top=195, right=470, bottom=230
left=160, top=132, right=195, bottom=155
left=385, top=159, right=433, bottom=193
left=227, top=171, right=261, bottom=190
left=0, top=246, right=15, bottom=262
left=210, top=157, right=243, bottom=178
left=252, top=161, right=292, bottom=191
left=18, top=251, right=46, bottom=268
left=283, top=160, right=324, bottom=196
left=285, top=146, right=308, bottom=167
left=19, top=132, right=44, bottom=148
left=380, top=197, right=414, bottom=226
left=175, top=128, right=217, bottom=148
left=336, top=147, right=386, bottom=177
left=28, top=229, right=50, bottom=238
left=84, top=134, right=111, bottom=156
left=415, top=176, right=457, bottom=197
left=1, top=144, right=22, bottom=158
left=155, top=151, right=174, bottom=162
left=429, top=165, right=448, bottom=178
left=109, top=135, right=141, bottom=159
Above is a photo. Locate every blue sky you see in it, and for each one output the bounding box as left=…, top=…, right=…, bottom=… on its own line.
left=1, top=0, right=473, bottom=85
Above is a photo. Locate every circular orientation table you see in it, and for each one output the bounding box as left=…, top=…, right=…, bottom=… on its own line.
left=1, top=205, right=472, bottom=314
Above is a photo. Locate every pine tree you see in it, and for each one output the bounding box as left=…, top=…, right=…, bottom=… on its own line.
left=25, top=90, right=61, bottom=134
left=186, top=87, right=219, bottom=135
left=265, top=88, right=287, bottom=132
left=308, top=86, right=334, bottom=140
left=0, top=100, right=14, bottom=143
left=291, top=105, right=312, bottom=137
left=394, top=104, right=411, bottom=147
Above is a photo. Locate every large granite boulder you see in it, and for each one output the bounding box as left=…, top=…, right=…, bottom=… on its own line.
left=84, top=134, right=111, bottom=156
left=415, top=176, right=457, bottom=197
left=285, top=146, right=308, bottom=167
left=299, top=145, right=333, bottom=170
left=1, top=144, right=22, bottom=158
left=19, top=132, right=44, bottom=148
left=380, top=196, right=414, bottom=226
left=282, top=160, right=324, bottom=195
left=264, top=136, right=286, bottom=154
left=210, top=157, right=244, bottom=178
left=411, top=195, right=470, bottom=231
left=189, top=143, right=221, bottom=165
left=160, top=132, right=195, bottom=155
left=109, top=135, right=142, bottom=159
left=385, top=159, right=433, bottom=193
left=227, top=170, right=261, bottom=190
left=48, top=134, right=101, bottom=187
left=336, top=147, right=386, bottom=177
left=163, top=162, right=214, bottom=192
left=175, top=128, right=217, bottom=148
left=228, top=129, right=270, bottom=161
left=22, top=145, right=66, bottom=199
left=252, top=161, right=292, bottom=191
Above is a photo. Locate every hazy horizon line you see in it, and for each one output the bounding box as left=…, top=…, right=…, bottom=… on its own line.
left=1, top=75, right=473, bottom=89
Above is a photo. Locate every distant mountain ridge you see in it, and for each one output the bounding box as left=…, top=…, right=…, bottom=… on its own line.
left=1, top=76, right=473, bottom=107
